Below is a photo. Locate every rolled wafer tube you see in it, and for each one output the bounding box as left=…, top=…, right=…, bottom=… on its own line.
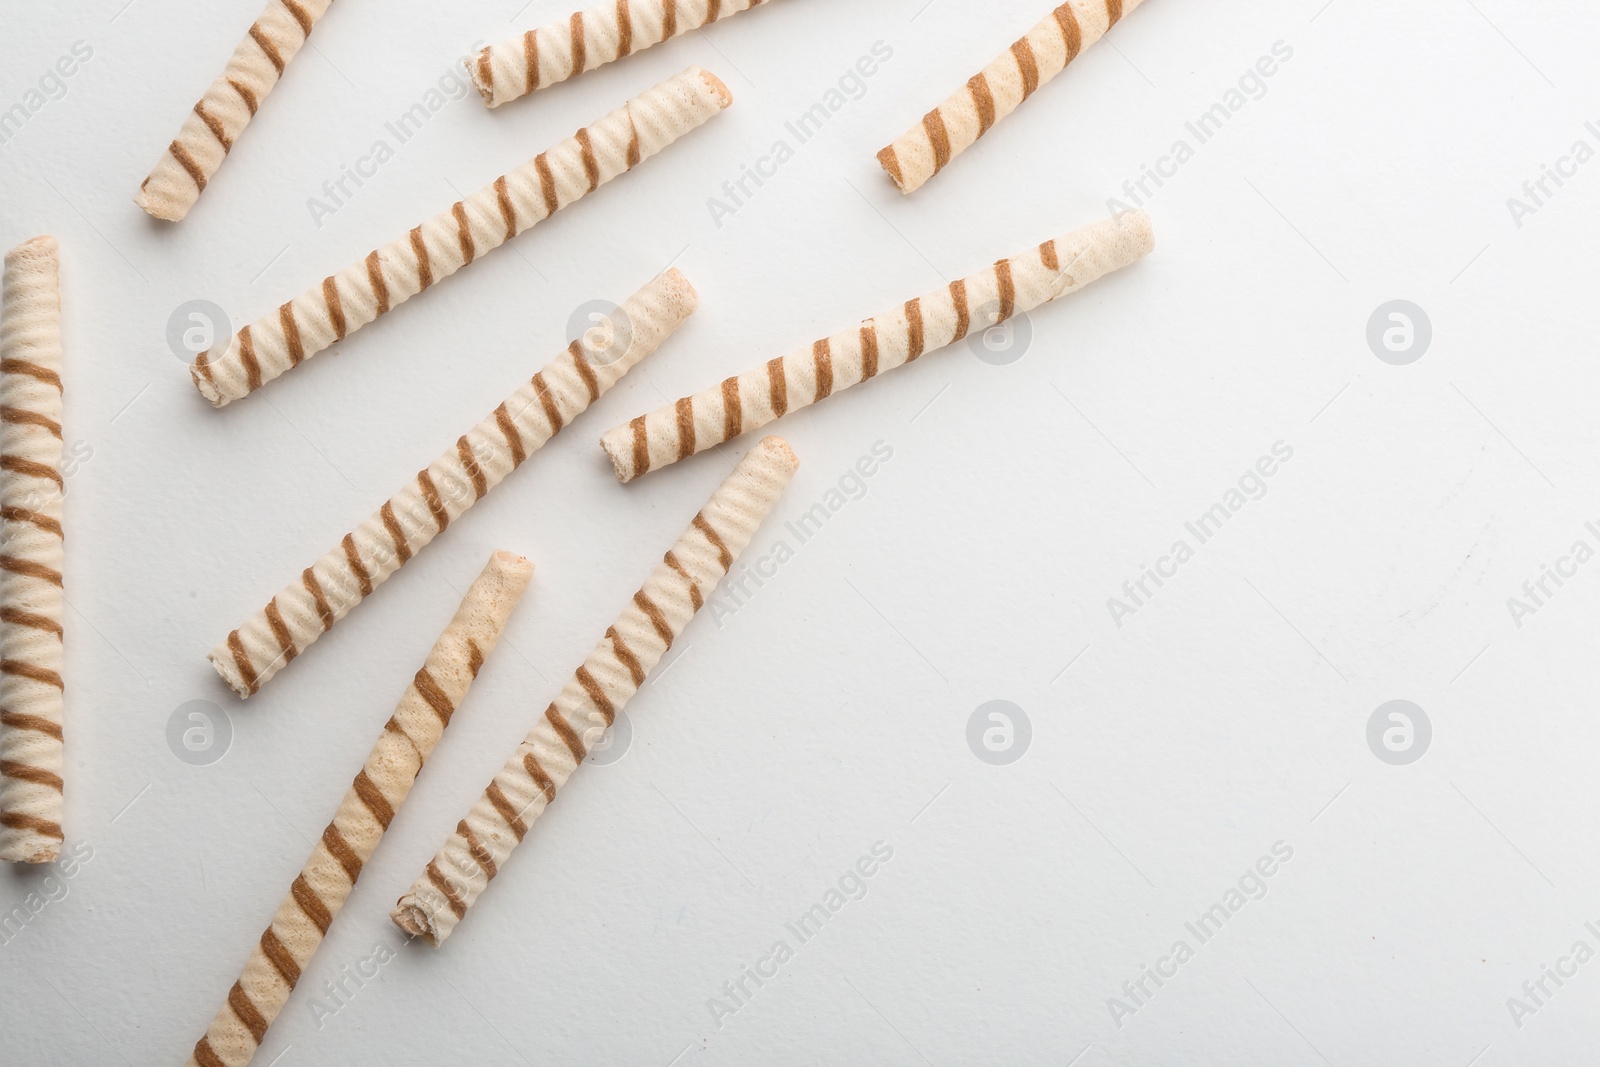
left=187, top=551, right=532, bottom=1067
left=137, top=0, right=337, bottom=222
left=189, top=67, right=730, bottom=407
left=391, top=436, right=798, bottom=946
left=878, top=0, right=1148, bottom=194
left=0, top=238, right=67, bottom=865
left=208, top=269, right=696, bottom=699
left=601, top=210, right=1154, bottom=482
left=469, top=0, right=773, bottom=108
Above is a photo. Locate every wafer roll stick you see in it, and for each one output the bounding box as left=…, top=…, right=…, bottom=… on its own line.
left=391, top=437, right=798, bottom=946
left=0, top=238, right=67, bottom=865
left=208, top=270, right=695, bottom=699
left=878, top=0, right=1148, bottom=194
left=137, top=0, right=337, bottom=222
left=469, top=0, right=772, bottom=108
left=188, top=552, right=531, bottom=1067
left=602, top=211, right=1153, bottom=482
left=189, top=67, right=730, bottom=407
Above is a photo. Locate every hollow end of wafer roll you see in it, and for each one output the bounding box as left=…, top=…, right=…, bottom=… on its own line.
left=390, top=899, right=441, bottom=946
left=1, top=840, right=61, bottom=865
left=189, top=357, right=227, bottom=407
left=465, top=49, right=496, bottom=107
left=695, top=68, right=733, bottom=110
left=876, top=146, right=911, bottom=195
left=207, top=645, right=255, bottom=700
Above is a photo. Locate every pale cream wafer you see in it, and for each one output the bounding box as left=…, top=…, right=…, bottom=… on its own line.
left=189, top=67, right=730, bottom=407
left=469, top=0, right=773, bottom=108
left=208, top=269, right=696, bottom=699
left=878, top=0, right=1148, bottom=194
left=391, top=436, right=798, bottom=946
left=138, top=0, right=337, bottom=222
left=601, top=210, right=1154, bottom=482
left=0, top=237, right=67, bottom=865
left=187, top=551, right=532, bottom=1067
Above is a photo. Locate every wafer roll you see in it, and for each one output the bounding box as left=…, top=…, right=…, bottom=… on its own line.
left=208, top=269, right=696, bottom=699
left=878, top=0, right=1147, bottom=194
left=137, top=0, right=337, bottom=222
left=188, top=552, right=531, bottom=1067
left=189, top=67, right=730, bottom=407
left=391, top=437, right=797, bottom=946
left=469, top=0, right=771, bottom=108
left=0, top=238, right=67, bottom=865
left=602, top=211, right=1153, bottom=482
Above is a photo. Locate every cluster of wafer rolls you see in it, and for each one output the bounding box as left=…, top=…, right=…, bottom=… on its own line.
left=189, top=67, right=730, bottom=408
left=469, top=0, right=772, bottom=108
left=390, top=437, right=798, bottom=946
left=188, top=551, right=531, bottom=1067
left=878, top=0, right=1147, bottom=194
left=138, top=0, right=337, bottom=222
left=208, top=269, right=696, bottom=699
left=601, top=210, right=1154, bottom=482
left=0, top=237, right=67, bottom=865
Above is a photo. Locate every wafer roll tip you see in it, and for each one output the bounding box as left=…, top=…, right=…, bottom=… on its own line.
left=696, top=68, right=734, bottom=110
left=390, top=899, right=439, bottom=945
left=6, top=235, right=59, bottom=263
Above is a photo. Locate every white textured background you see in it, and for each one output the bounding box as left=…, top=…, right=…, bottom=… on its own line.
left=2, top=0, right=1598, bottom=1063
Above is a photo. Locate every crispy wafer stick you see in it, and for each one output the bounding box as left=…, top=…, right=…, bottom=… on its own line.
left=391, top=437, right=798, bottom=946
left=189, top=67, right=730, bottom=407
left=208, top=269, right=695, bottom=699
left=469, top=0, right=773, bottom=108
left=0, top=238, right=67, bottom=865
left=878, top=0, right=1148, bottom=194
left=187, top=551, right=531, bottom=1067
left=137, top=0, right=337, bottom=222
left=601, top=210, right=1153, bottom=482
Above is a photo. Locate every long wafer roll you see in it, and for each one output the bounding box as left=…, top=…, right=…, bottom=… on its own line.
left=469, top=0, right=772, bottom=108
left=878, top=0, right=1148, bottom=194
left=391, top=437, right=798, bottom=946
left=602, top=210, right=1153, bottom=482
left=189, top=67, right=730, bottom=407
left=209, top=269, right=696, bottom=699
left=0, top=238, right=67, bottom=865
left=187, top=551, right=532, bottom=1067
left=137, top=0, right=337, bottom=222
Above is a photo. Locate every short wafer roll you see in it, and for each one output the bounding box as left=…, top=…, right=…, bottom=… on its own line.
left=0, top=237, right=67, bottom=865
left=187, top=551, right=532, bottom=1067
left=391, top=437, right=798, bottom=946
left=189, top=67, right=730, bottom=407
left=601, top=211, right=1153, bottom=482
left=138, top=0, right=337, bottom=222
left=469, top=0, right=772, bottom=108
left=208, top=269, right=696, bottom=699
left=878, top=0, right=1147, bottom=194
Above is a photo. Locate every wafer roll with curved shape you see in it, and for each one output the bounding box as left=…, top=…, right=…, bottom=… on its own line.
left=0, top=238, right=67, bottom=865
left=391, top=437, right=797, bottom=946
left=878, top=0, right=1147, bottom=194
left=208, top=269, right=695, bottom=699
left=602, top=211, right=1153, bottom=482
left=189, top=67, right=730, bottom=407
left=469, top=0, right=772, bottom=108
left=187, top=551, right=531, bottom=1067
left=138, top=0, right=337, bottom=222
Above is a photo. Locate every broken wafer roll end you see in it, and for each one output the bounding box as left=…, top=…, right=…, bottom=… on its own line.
left=189, top=352, right=227, bottom=408
left=390, top=897, right=442, bottom=945
left=876, top=145, right=912, bottom=195
left=134, top=166, right=196, bottom=223
left=465, top=550, right=537, bottom=628
left=697, top=68, right=734, bottom=111
left=465, top=47, right=498, bottom=108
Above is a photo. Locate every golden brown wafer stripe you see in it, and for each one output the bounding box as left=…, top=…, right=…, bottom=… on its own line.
left=189, top=67, right=730, bottom=408
left=877, top=0, right=1147, bottom=194
left=137, top=0, right=336, bottom=222
left=208, top=270, right=697, bottom=699
left=0, top=237, right=66, bottom=865
left=186, top=552, right=532, bottom=1067
left=390, top=437, right=799, bottom=946
left=600, top=210, right=1155, bottom=482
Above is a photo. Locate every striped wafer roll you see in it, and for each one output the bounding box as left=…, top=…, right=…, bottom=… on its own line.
left=137, top=0, right=337, bottom=222
left=189, top=67, right=730, bottom=407
left=469, top=0, right=772, bottom=108
left=208, top=269, right=696, bottom=699
left=187, top=551, right=532, bottom=1067
left=391, top=437, right=798, bottom=946
left=0, top=237, right=67, bottom=865
left=602, top=210, right=1154, bottom=482
left=878, top=0, right=1148, bottom=194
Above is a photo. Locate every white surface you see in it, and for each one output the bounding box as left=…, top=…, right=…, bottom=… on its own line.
left=2, top=0, right=1598, bottom=1064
